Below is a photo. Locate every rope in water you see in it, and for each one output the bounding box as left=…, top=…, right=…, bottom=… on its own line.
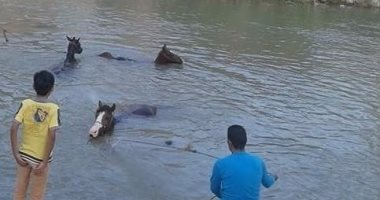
left=113, top=138, right=220, bottom=159
left=88, top=137, right=220, bottom=199
left=110, top=138, right=220, bottom=200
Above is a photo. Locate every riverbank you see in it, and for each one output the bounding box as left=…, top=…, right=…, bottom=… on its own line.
left=311, top=0, right=380, bottom=8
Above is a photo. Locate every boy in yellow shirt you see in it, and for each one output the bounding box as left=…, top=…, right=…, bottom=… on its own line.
left=10, top=70, right=60, bottom=200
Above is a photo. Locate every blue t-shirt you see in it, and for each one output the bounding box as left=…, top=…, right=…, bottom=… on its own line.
left=210, top=151, right=276, bottom=200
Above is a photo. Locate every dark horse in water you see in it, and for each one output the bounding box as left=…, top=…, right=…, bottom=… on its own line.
left=89, top=101, right=157, bottom=138
left=154, top=44, right=183, bottom=65
left=98, top=44, right=182, bottom=65
left=51, top=36, right=83, bottom=74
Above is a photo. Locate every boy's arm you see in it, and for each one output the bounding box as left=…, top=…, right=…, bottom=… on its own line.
left=10, top=120, right=27, bottom=166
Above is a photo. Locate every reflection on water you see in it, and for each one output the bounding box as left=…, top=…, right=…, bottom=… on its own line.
left=1, top=0, right=379, bottom=199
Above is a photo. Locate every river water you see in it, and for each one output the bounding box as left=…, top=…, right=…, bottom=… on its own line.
left=0, top=0, right=379, bottom=199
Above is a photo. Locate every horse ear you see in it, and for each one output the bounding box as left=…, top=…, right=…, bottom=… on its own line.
left=77, top=37, right=80, bottom=42
left=162, top=44, right=167, bottom=50
left=66, top=35, right=72, bottom=41
left=98, top=101, right=102, bottom=108
left=111, top=104, right=116, bottom=112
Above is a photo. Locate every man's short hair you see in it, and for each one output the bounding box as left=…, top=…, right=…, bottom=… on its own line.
left=33, top=70, right=55, bottom=96
left=227, top=125, right=247, bottom=150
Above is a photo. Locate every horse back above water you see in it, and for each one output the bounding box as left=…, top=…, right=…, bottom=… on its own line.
left=98, top=52, right=136, bottom=61
left=50, top=36, right=83, bottom=74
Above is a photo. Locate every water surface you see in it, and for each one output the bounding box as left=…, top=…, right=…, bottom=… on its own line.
left=0, top=0, right=379, bottom=199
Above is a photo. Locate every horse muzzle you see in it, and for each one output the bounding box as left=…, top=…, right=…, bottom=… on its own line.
left=89, top=123, right=102, bottom=138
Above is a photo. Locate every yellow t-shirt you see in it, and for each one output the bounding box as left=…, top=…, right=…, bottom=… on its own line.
left=14, top=99, right=60, bottom=163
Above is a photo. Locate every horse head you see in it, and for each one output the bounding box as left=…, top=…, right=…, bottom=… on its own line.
left=89, top=101, right=116, bottom=138
left=154, top=44, right=183, bottom=65
left=65, top=36, right=82, bottom=65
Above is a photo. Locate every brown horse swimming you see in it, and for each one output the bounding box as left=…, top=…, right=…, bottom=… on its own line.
left=98, top=44, right=182, bottom=65
left=154, top=44, right=183, bottom=65
left=89, top=101, right=157, bottom=138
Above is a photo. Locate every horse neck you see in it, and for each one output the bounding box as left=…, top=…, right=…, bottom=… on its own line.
left=65, top=45, right=76, bottom=63
left=110, top=117, right=116, bottom=128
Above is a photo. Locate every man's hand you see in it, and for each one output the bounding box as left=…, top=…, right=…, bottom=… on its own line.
left=274, top=174, right=279, bottom=181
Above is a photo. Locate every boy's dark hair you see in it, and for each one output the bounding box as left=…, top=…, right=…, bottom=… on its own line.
left=33, top=70, right=55, bottom=96
left=227, top=125, right=247, bottom=150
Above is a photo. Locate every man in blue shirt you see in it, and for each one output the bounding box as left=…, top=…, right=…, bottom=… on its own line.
left=210, top=125, right=278, bottom=200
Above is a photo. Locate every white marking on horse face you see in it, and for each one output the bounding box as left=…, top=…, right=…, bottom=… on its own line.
left=89, top=111, right=105, bottom=138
